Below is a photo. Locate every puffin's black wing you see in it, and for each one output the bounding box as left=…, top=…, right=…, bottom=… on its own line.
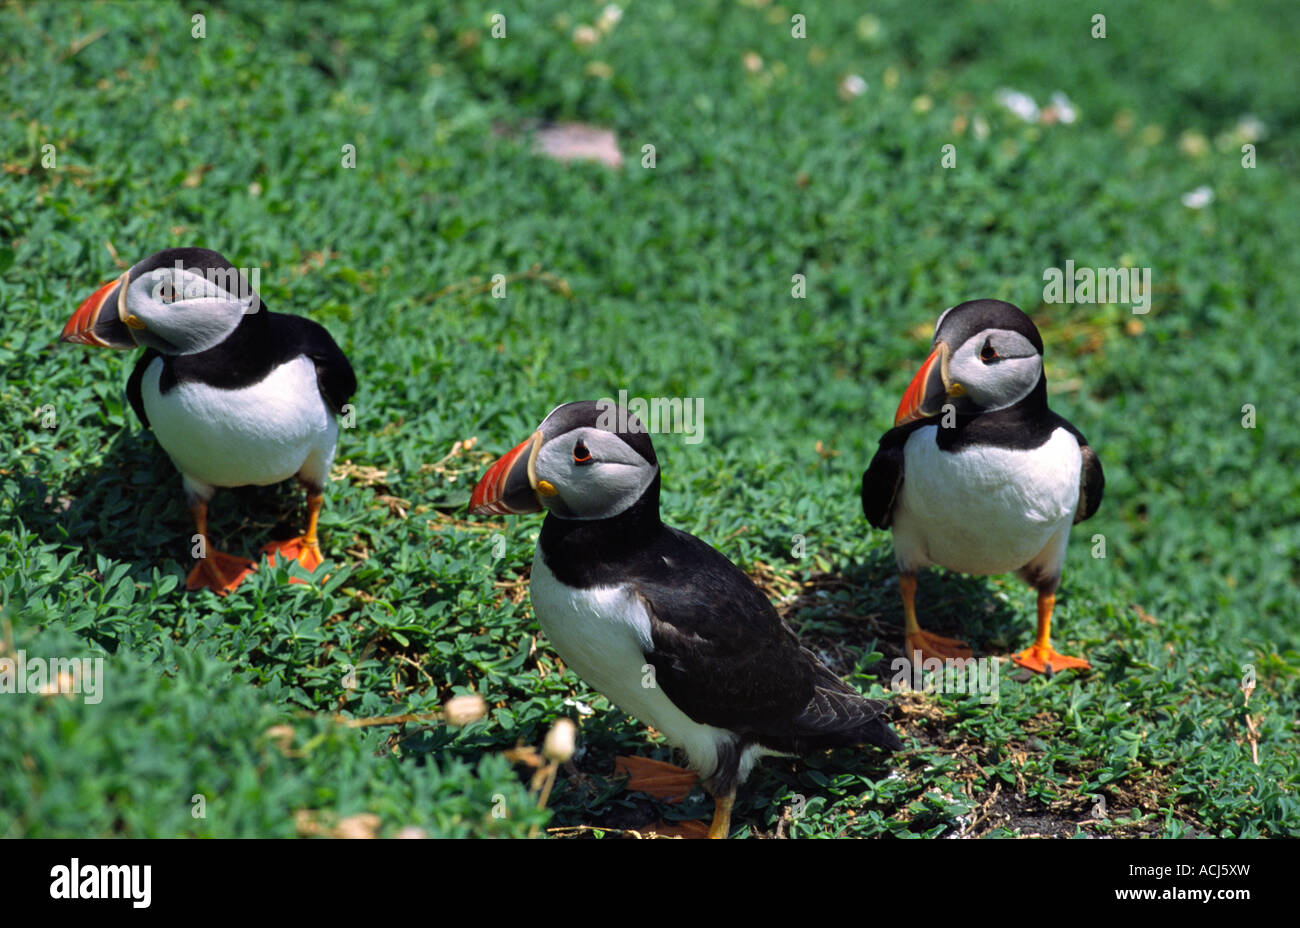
left=271, top=315, right=357, bottom=414
left=1050, top=414, right=1104, bottom=523
left=125, top=349, right=160, bottom=428
left=635, top=529, right=901, bottom=754
left=862, top=421, right=928, bottom=529
left=1075, top=444, right=1104, bottom=523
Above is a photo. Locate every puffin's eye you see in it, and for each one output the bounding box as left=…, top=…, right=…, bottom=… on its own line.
left=979, top=338, right=998, bottom=363
left=158, top=283, right=176, bottom=304
left=572, top=440, right=593, bottom=466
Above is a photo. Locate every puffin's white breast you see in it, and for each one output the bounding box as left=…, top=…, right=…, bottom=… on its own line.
left=529, top=553, right=733, bottom=780
left=892, top=425, right=1081, bottom=575
left=142, top=355, right=337, bottom=489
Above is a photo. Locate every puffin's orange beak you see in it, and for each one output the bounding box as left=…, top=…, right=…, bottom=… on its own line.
left=894, top=342, right=952, bottom=426
left=469, top=432, right=545, bottom=515
left=61, top=271, right=137, bottom=348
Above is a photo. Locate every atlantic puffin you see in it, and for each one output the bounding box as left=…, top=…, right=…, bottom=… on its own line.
left=862, top=300, right=1104, bottom=674
left=470, top=401, right=902, bottom=838
left=61, top=247, right=356, bottom=594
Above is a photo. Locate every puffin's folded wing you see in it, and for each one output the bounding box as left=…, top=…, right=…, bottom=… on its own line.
left=636, top=530, right=899, bottom=752
left=125, top=349, right=160, bottom=429
left=274, top=315, right=357, bottom=415
left=1075, top=444, right=1104, bottom=523
left=1050, top=413, right=1104, bottom=524
left=862, top=423, right=926, bottom=529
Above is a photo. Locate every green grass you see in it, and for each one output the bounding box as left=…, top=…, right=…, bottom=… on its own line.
left=1, top=0, right=1297, bottom=837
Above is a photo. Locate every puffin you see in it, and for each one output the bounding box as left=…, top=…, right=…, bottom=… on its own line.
left=862, top=299, right=1103, bottom=674
left=60, top=247, right=356, bottom=594
left=470, top=401, right=902, bottom=838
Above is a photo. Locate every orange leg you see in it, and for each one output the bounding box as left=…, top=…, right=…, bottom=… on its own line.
left=901, top=573, right=972, bottom=661
left=1013, top=591, right=1091, bottom=675
left=706, top=788, right=735, bottom=839
left=260, top=490, right=325, bottom=581
left=184, top=501, right=257, bottom=595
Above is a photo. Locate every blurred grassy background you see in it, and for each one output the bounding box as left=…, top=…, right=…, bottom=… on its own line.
left=1, top=0, right=1296, bottom=837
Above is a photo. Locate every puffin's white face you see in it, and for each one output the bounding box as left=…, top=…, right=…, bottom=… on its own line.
left=124, top=264, right=257, bottom=355
left=533, top=426, right=659, bottom=521
left=945, top=327, right=1043, bottom=413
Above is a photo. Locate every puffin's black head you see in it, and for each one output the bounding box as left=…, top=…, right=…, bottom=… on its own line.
left=895, top=299, right=1045, bottom=425
left=469, top=400, right=660, bottom=521
left=61, top=247, right=260, bottom=355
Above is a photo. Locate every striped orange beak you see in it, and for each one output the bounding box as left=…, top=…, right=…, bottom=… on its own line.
left=469, top=431, right=545, bottom=515
left=894, top=342, right=952, bottom=426
left=61, top=271, right=137, bottom=348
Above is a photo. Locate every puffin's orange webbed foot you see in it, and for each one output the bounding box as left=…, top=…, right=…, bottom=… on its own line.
left=1015, top=591, right=1091, bottom=675
left=1013, top=644, right=1091, bottom=675
left=651, top=820, right=712, bottom=839
left=260, top=536, right=324, bottom=584
left=614, top=756, right=722, bottom=838
left=905, top=628, right=973, bottom=662
left=899, top=573, right=972, bottom=663
left=614, top=755, right=698, bottom=801
left=185, top=550, right=257, bottom=595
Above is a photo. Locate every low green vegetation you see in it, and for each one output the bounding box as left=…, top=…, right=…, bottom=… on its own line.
left=1, top=0, right=1296, bottom=837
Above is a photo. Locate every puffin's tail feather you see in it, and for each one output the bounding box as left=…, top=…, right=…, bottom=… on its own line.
left=854, top=713, right=905, bottom=752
